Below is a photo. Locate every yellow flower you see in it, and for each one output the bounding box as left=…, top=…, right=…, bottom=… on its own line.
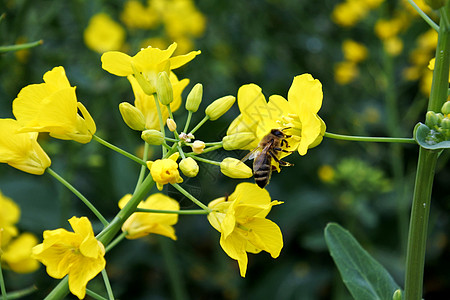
left=84, top=13, right=125, bottom=53
left=2, top=233, right=39, bottom=273
left=161, top=0, right=207, bottom=40
left=334, top=61, right=359, bottom=85
left=318, top=165, right=335, bottom=183
left=0, top=191, right=20, bottom=246
left=127, top=72, right=189, bottom=130
left=120, top=0, right=160, bottom=29
left=226, top=74, right=325, bottom=159
left=207, top=183, right=283, bottom=277
left=383, top=36, right=403, bottom=56
left=147, top=152, right=183, bottom=190
left=32, top=216, right=106, bottom=300
left=331, top=1, right=369, bottom=27
left=191, top=140, right=205, bottom=154
left=119, top=193, right=179, bottom=240
left=342, top=40, right=368, bottom=63
left=0, top=119, right=51, bottom=175
left=101, top=42, right=200, bottom=91
left=12, top=66, right=96, bottom=144
left=374, top=18, right=404, bottom=40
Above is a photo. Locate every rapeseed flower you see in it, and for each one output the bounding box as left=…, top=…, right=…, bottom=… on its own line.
left=0, top=191, right=20, bottom=246
left=2, top=233, right=39, bottom=273
left=121, top=0, right=160, bottom=29
left=32, top=216, right=106, bottom=299
left=0, top=119, right=51, bottom=175
left=12, top=66, right=96, bottom=143
left=84, top=13, right=125, bottom=53
left=147, top=152, right=183, bottom=190
left=226, top=74, right=325, bottom=162
left=342, top=40, right=368, bottom=63
left=207, top=183, right=283, bottom=277
left=119, top=193, right=179, bottom=240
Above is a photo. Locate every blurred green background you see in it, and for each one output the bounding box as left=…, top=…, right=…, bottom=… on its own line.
left=1, top=0, right=450, bottom=299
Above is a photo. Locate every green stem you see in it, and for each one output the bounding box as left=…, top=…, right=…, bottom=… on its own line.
left=201, top=144, right=223, bottom=154
left=154, top=94, right=167, bottom=156
left=186, top=154, right=221, bottom=166
left=404, top=149, right=439, bottom=299
left=404, top=8, right=450, bottom=299
left=324, top=132, right=416, bottom=144
left=0, top=257, right=6, bottom=300
left=86, top=289, right=108, bottom=300
left=407, top=0, right=439, bottom=31
left=189, top=115, right=209, bottom=134
left=171, top=183, right=211, bottom=212
left=43, top=277, right=69, bottom=300
left=101, top=269, right=114, bottom=300
left=93, top=135, right=146, bottom=166
left=46, top=168, right=109, bottom=227
left=183, top=111, right=193, bottom=133
left=136, top=208, right=210, bottom=215
left=105, top=231, right=127, bottom=253
left=0, top=40, right=43, bottom=53
left=134, top=142, right=150, bottom=193
left=159, top=237, right=187, bottom=300
left=0, top=285, right=37, bottom=299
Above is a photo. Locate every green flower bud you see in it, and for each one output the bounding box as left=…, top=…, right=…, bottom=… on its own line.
left=425, top=111, right=439, bottom=127
left=205, top=95, right=236, bottom=121
left=119, top=102, right=146, bottom=131
left=392, top=289, right=402, bottom=300
left=441, top=117, right=450, bottom=130
left=141, top=129, right=165, bottom=145
left=179, top=157, right=199, bottom=177
left=222, top=132, right=255, bottom=150
left=186, top=83, right=203, bottom=112
left=436, top=113, right=444, bottom=126
left=441, top=101, right=450, bottom=115
left=424, top=0, right=445, bottom=9
left=220, top=157, right=253, bottom=179
left=156, top=71, right=173, bottom=105
left=131, top=63, right=155, bottom=95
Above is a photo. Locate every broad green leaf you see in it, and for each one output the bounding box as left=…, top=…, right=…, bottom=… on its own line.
left=414, top=122, right=450, bottom=150
left=324, top=223, right=401, bottom=300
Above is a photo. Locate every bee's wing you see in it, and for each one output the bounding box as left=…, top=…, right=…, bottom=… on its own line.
left=240, top=147, right=261, bottom=163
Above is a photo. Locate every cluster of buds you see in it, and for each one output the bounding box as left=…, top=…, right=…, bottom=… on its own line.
left=425, top=101, right=450, bottom=142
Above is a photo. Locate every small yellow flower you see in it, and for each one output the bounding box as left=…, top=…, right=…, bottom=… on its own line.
left=12, top=66, right=96, bottom=143
left=334, top=61, right=359, bottom=85
left=147, top=152, right=183, bottom=190
left=179, top=157, right=199, bottom=177
left=0, top=191, right=20, bottom=246
left=120, top=0, right=160, bottom=29
left=220, top=158, right=253, bottom=179
left=32, top=216, right=106, bottom=299
left=342, top=40, right=368, bottom=63
left=383, top=36, right=403, bottom=56
left=0, top=119, right=51, bottom=175
left=318, top=165, right=335, bottom=183
left=84, top=13, right=125, bottom=53
left=207, top=183, right=283, bottom=277
left=101, top=43, right=200, bottom=91
left=374, top=18, right=403, bottom=41
left=191, top=140, right=205, bottom=154
left=2, top=233, right=39, bottom=273
left=119, top=193, right=179, bottom=240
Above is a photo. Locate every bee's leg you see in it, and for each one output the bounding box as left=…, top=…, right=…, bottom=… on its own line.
left=273, top=147, right=292, bottom=153
left=269, top=151, right=293, bottom=167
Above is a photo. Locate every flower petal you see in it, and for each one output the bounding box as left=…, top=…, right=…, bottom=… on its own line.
left=288, top=74, right=323, bottom=115
left=246, top=218, right=283, bottom=258
left=101, top=51, right=134, bottom=76
left=169, top=50, right=201, bottom=69
left=220, top=231, right=248, bottom=277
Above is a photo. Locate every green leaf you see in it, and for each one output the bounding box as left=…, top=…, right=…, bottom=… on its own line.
left=324, top=223, right=401, bottom=300
left=414, top=122, right=450, bottom=150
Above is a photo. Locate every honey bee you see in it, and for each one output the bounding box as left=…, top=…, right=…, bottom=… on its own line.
left=243, top=128, right=293, bottom=188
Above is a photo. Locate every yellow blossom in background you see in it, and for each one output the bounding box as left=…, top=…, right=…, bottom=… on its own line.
left=147, top=152, right=183, bottom=190
left=420, top=70, right=434, bottom=95
left=383, top=36, right=403, bottom=56
left=0, top=119, right=51, bottom=175
left=14, top=36, right=30, bottom=63
left=2, top=233, right=39, bottom=273
left=121, top=0, right=160, bottom=29
left=162, top=0, right=206, bottom=40
left=318, top=165, right=335, bottom=183
left=119, top=193, right=179, bottom=240
left=127, top=72, right=189, bottom=130
left=334, top=61, right=359, bottom=85
left=331, top=0, right=369, bottom=27
left=101, top=42, right=200, bottom=92
left=342, top=40, right=368, bottom=63
left=12, top=66, right=96, bottom=144
left=84, top=13, right=126, bottom=53
left=0, top=191, right=20, bottom=246
left=226, top=74, right=325, bottom=161
left=140, top=37, right=168, bottom=51
left=207, top=182, right=283, bottom=277
left=32, top=216, right=106, bottom=300
left=374, top=18, right=404, bottom=41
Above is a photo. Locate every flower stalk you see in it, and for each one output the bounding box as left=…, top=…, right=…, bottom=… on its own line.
left=93, top=135, right=146, bottom=166
left=324, top=132, right=416, bottom=144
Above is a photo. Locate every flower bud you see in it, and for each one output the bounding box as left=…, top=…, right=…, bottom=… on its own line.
left=156, top=71, right=173, bottom=105
left=119, top=102, right=146, bottom=131
left=392, top=289, right=402, bottom=300
left=220, top=158, right=253, bottom=179
left=425, top=111, right=439, bottom=127
left=205, top=95, right=236, bottom=121
left=167, top=118, right=177, bottom=132
left=132, top=63, right=155, bottom=95
left=441, top=101, right=450, bottom=115
left=441, top=117, right=450, bottom=130
left=179, top=157, right=199, bottom=177
left=141, top=129, right=165, bottom=145
left=436, top=113, right=444, bottom=126
left=186, top=83, right=203, bottom=112
left=191, top=140, right=205, bottom=154
left=222, top=132, right=255, bottom=150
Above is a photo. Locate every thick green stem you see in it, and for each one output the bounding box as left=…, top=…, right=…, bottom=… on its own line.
left=404, top=6, right=450, bottom=299
left=324, top=132, right=416, bottom=144
left=0, top=257, right=6, bottom=300
left=404, top=149, right=439, bottom=299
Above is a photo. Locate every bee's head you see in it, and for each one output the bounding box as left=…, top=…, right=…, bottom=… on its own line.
left=271, top=129, right=285, bottom=138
